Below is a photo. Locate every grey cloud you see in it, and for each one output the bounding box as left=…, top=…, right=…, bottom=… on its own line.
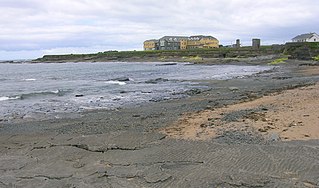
left=0, top=0, right=318, bottom=59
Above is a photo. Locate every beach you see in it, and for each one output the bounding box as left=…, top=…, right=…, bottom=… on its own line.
left=1, top=59, right=319, bottom=187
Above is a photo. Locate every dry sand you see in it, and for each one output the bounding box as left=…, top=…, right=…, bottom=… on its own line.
left=163, top=76, right=319, bottom=141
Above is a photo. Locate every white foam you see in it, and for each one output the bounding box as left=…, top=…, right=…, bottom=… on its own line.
left=0, top=97, right=9, bottom=101
left=105, top=81, right=127, bottom=85
left=52, top=90, right=60, bottom=94
left=23, top=78, right=36, bottom=81
left=0, top=96, right=19, bottom=101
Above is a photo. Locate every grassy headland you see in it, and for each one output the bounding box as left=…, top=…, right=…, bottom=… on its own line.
left=33, top=46, right=283, bottom=63
left=33, top=42, right=319, bottom=63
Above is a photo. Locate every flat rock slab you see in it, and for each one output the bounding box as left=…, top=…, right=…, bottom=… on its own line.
left=0, top=132, right=319, bottom=187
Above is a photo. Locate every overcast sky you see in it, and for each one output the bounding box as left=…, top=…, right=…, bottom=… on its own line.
left=0, top=0, right=318, bottom=60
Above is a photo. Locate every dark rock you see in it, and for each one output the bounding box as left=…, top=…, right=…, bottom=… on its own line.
left=145, top=78, right=169, bottom=84
left=299, top=63, right=319, bottom=66
left=113, top=77, right=130, bottom=82
left=205, top=106, right=214, bottom=110
left=258, top=128, right=268, bottom=132
left=155, top=63, right=177, bottom=66
left=272, top=76, right=292, bottom=80
left=75, top=94, right=84, bottom=97
left=229, top=87, right=239, bottom=91
left=185, top=89, right=202, bottom=95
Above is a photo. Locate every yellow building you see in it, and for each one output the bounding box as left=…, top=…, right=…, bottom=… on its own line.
left=180, top=39, right=188, bottom=50
left=184, top=35, right=219, bottom=49
left=144, top=35, right=219, bottom=50
left=143, top=39, right=159, bottom=50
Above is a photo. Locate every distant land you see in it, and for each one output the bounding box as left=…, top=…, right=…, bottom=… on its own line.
left=0, top=42, right=317, bottom=64
left=31, top=42, right=319, bottom=64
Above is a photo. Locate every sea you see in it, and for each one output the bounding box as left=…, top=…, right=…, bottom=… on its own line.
left=0, top=62, right=273, bottom=121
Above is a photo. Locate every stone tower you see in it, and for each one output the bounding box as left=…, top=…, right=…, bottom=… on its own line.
left=252, top=38, right=261, bottom=49
left=236, top=39, right=240, bottom=48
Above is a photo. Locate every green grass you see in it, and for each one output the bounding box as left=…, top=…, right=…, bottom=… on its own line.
left=268, top=57, right=288, bottom=65
left=35, top=45, right=289, bottom=62
left=182, top=55, right=202, bottom=61
left=313, top=55, right=319, bottom=61
left=307, top=42, right=319, bottom=49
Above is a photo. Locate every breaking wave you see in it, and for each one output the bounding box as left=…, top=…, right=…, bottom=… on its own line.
left=20, top=90, right=67, bottom=99
left=23, top=78, right=37, bottom=81
left=0, top=96, right=20, bottom=101
left=1, top=90, right=68, bottom=101
left=105, top=81, right=127, bottom=85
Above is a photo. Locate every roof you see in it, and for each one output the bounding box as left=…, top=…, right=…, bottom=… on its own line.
left=189, top=35, right=218, bottom=41
left=292, top=33, right=318, bottom=40
left=144, top=39, right=158, bottom=43
left=146, top=35, right=219, bottom=43
left=160, top=36, right=189, bottom=42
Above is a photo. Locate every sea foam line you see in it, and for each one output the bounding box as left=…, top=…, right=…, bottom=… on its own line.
left=0, top=96, right=20, bottom=101
left=105, top=81, right=127, bottom=85
left=23, top=78, right=37, bottom=81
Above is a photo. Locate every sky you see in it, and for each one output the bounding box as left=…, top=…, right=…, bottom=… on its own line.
left=0, top=0, right=318, bottom=60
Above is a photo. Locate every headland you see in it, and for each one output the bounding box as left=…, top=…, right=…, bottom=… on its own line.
left=31, top=42, right=319, bottom=64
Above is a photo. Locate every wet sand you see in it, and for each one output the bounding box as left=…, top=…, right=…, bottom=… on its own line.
left=1, top=60, right=319, bottom=187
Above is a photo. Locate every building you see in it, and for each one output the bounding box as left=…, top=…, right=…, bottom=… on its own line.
left=181, top=35, right=219, bottom=49
left=143, top=39, right=159, bottom=50
left=252, top=38, right=261, bottom=49
left=292, top=32, right=319, bottom=42
left=235, top=39, right=241, bottom=48
left=143, top=35, right=219, bottom=51
left=159, top=36, right=188, bottom=50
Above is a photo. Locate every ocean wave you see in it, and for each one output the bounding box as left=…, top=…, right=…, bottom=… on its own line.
left=105, top=81, right=127, bottom=85
left=10, top=90, right=67, bottom=100
left=0, top=96, right=20, bottom=101
left=23, top=78, right=37, bottom=81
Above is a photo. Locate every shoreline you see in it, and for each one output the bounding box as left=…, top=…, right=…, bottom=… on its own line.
left=1, top=60, right=319, bottom=187
left=2, top=59, right=318, bottom=135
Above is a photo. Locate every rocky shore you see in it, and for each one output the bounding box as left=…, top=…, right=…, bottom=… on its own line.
left=1, top=59, right=319, bottom=187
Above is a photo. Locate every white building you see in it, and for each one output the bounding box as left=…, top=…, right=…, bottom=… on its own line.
left=292, top=32, right=319, bottom=42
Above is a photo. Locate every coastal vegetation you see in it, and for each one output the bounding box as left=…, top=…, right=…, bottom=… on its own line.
left=34, top=46, right=283, bottom=63
left=269, top=57, right=288, bottom=65
left=182, top=55, right=202, bottom=61
left=33, top=42, right=318, bottom=63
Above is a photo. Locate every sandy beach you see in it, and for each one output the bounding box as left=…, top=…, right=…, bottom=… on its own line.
left=163, top=73, right=319, bottom=141
left=1, top=60, right=319, bottom=187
